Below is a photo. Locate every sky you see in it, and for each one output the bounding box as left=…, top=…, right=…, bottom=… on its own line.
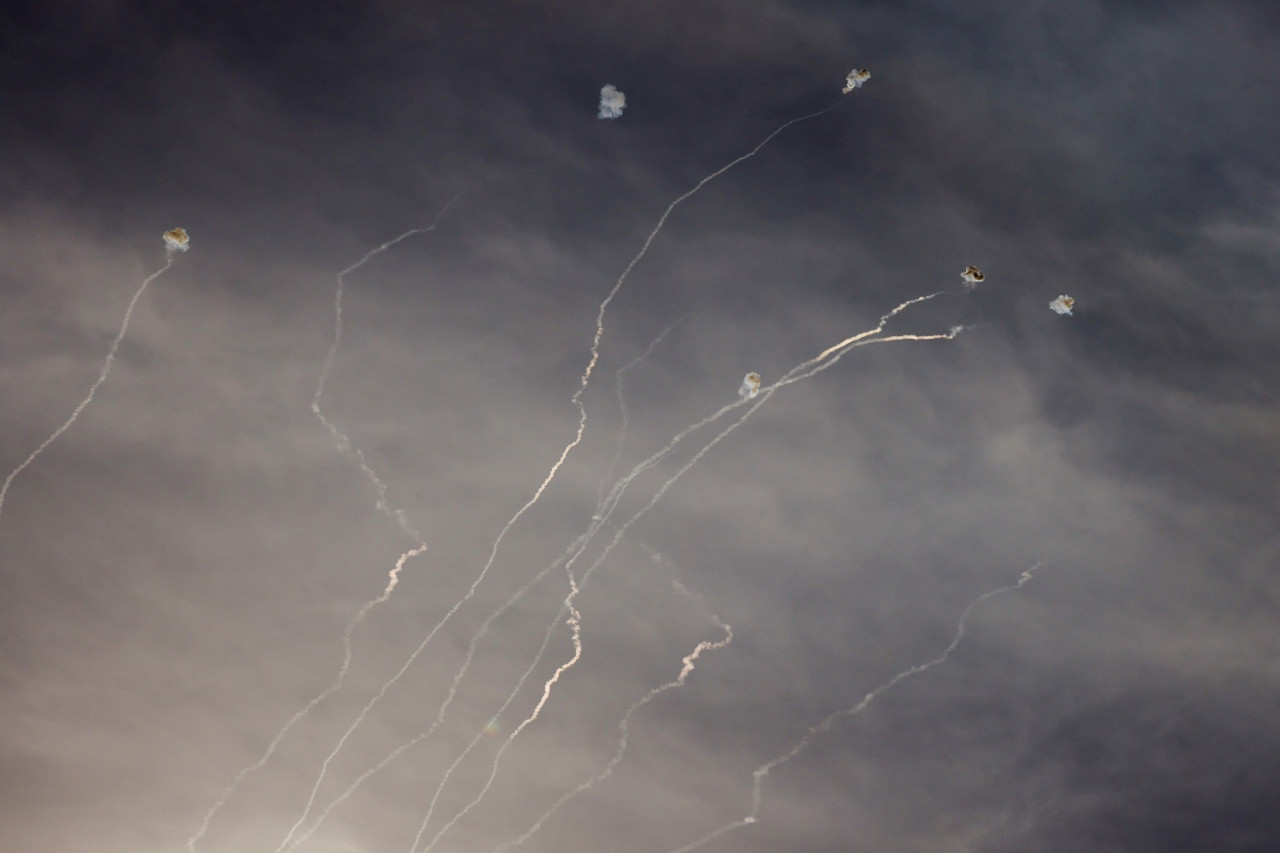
left=2, top=1, right=1279, bottom=851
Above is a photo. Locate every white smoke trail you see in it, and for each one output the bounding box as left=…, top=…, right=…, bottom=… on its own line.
left=0, top=254, right=174, bottom=521
left=311, top=194, right=466, bottom=553
left=492, top=587, right=732, bottom=852
left=279, top=536, right=582, bottom=853
left=277, top=284, right=965, bottom=851
left=665, top=564, right=1046, bottom=853
left=412, top=294, right=964, bottom=851
left=189, top=197, right=462, bottom=853
left=271, top=100, right=851, bottom=853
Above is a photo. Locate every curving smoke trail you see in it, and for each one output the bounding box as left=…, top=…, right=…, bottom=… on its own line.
left=666, top=564, right=1046, bottom=853
left=492, top=583, right=732, bottom=853
left=0, top=248, right=177, bottom=522
left=411, top=290, right=965, bottom=852
left=264, top=96, right=852, bottom=853
left=188, top=196, right=462, bottom=853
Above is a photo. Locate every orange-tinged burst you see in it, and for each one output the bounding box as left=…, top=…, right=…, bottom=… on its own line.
left=163, top=228, right=190, bottom=252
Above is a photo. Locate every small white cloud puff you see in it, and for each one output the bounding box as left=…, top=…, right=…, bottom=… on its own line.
left=1049, top=295, right=1075, bottom=315
left=598, top=84, right=626, bottom=119
left=738, top=372, right=762, bottom=399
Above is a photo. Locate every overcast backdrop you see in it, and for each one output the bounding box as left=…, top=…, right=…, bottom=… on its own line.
left=2, top=2, right=1279, bottom=852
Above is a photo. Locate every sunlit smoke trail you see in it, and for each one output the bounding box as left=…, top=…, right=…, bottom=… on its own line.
left=283, top=396, right=709, bottom=850
left=276, top=448, right=644, bottom=853
left=270, top=465, right=592, bottom=852
left=281, top=578, right=567, bottom=853
left=0, top=256, right=173, bottom=522
left=415, top=295, right=962, bottom=851
left=410, top=393, right=792, bottom=851
left=413, top=590, right=584, bottom=853
left=384, top=554, right=588, bottom=849
left=588, top=292, right=957, bottom=542
left=666, top=564, right=1046, bottom=853
left=573, top=101, right=844, bottom=414
left=412, top=410, right=754, bottom=851
left=403, top=456, right=718, bottom=852
left=280, top=535, right=581, bottom=853
left=186, top=543, right=426, bottom=853
left=311, top=193, right=465, bottom=554
left=493, top=591, right=732, bottom=853
left=346, top=560, right=578, bottom=853
left=294, top=534, right=605, bottom=850
left=275, top=103, right=848, bottom=851
left=190, top=202, right=465, bottom=853
left=299, top=294, right=941, bottom=849
left=403, top=442, right=702, bottom=853
left=574, top=294, right=963, bottom=594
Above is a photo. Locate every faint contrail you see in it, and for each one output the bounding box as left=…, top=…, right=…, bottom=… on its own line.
left=597, top=314, right=695, bottom=510
left=311, top=192, right=466, bottom=557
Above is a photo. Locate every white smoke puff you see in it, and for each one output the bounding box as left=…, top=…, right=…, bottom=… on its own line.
left=738, top=372, right=761, bottom=400
left=961, top=265, right=984, bottom=287
left=842, top=69, right=870, bottom=93
left=163, top=228, right=189, bottom=253
left=1049, top=295, right=1075, bottom=315
left=597, top=84, right=626, bottom=119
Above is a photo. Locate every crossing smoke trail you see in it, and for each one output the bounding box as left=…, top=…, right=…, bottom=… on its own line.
left=409, top=293, right=965, bottom=853
left=260, top=97, right=852, bottom=853
left=184, top=71, right=1018, bottom=853
left=186, top=197, right=462, bottom=853
left=311, top=193, right=467, bottom=556
left=492, top=584, right=732, bottom=853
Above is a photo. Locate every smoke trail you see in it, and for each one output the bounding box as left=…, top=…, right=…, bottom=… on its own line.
left=0, top=254, right=175, bottom=521
left=189, top=197, right=462, bottom=853
left=270, top=102, right=852, bottom=853
left=411, top=592, right=584, bottom=853
left=278, top=537, right=580, bottom=853
left=311, top=194, right=465, bottom=553
left=493, top=587, right=732, bottom=852
left=411, top=293, right=963, bottom=851
left=666, top=565, right=1046, bottom=853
